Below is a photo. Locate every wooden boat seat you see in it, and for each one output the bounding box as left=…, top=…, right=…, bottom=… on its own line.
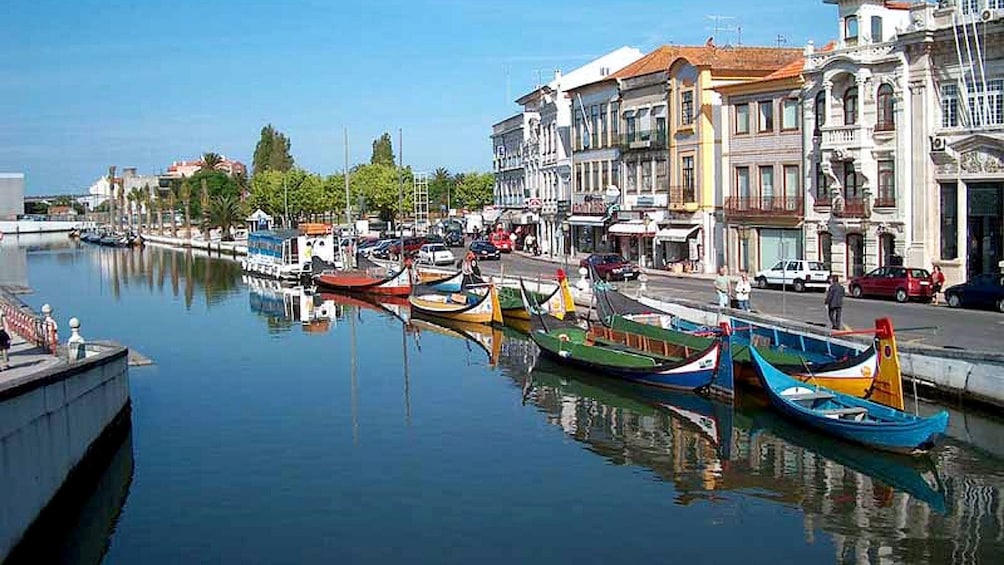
left=590, top=336, right=681, bottom=362
left=819, top=407, right=868, bottom=419
left=784, top=391, right=835, bottom=402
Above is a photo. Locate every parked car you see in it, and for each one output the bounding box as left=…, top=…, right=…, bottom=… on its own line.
left=416, top=243, right=456, bottom=266
left=469, top=240, right=501, bottom=260
left=387, top=237, right=428, bottom=257
left=367, top=239, right=396, bottom=259
left=944, top=273, right=1004, bottom=312
left=444, top=230, right=464, bottom=247
left=754, top=260, right=831, bottom=292
left=490, top=231, right=514, bottom=253
left=579, top=253, right=639, bottom=281
left=848, top=266, right=933, bottom=303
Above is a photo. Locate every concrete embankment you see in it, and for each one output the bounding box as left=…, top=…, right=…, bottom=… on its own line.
left=0, top=220, right=95, bottom=234
left=141, top=232, right=247, bottom=256
left=639, top=293, right=1004, bottom=410
left=0, top=338, right=130, bottom=560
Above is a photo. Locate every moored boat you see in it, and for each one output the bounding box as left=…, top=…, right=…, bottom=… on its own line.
left=498, top=270, right=576, bottom=324
left=748, top=345, right=948, bottom=454
left=409, top=314, right=505, bottom=365
left=408, top=285, right=503, bottom=325
left=313, top=261, right=412, bottom=296
left=242, top=226, right=338, bottom=281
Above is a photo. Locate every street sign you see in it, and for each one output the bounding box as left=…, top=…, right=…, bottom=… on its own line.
left=527, top=198, right=542, bottom=210
left=556, top=200, right=570, bottom=217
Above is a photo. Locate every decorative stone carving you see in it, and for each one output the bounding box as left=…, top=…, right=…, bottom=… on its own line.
left=959, top=148, right=1004, bottom=174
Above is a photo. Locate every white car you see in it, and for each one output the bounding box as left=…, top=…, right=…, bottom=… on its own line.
left=754, top=260, right=831, bottom=292
left=417, top=243, right=455, bottom=266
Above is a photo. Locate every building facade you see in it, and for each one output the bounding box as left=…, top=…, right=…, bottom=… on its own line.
left=803, top=0, right=914, bottom=279
left=0, top=173, right=25, bottom=220
left=491, top=112, right=530, bottom=222
left=718, top=58, right=807, bottom=274
left=900, top=0, right=1004, bottom=285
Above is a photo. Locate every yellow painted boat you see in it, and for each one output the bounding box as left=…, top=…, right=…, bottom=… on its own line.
left=408, top=285, right=502, bottom=325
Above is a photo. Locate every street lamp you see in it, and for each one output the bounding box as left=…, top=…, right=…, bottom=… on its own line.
left=642, top=214, right=651, bottom=269
left=737, top=225, right=751, bottom=272
left=561, top=221, right=570, bottom=269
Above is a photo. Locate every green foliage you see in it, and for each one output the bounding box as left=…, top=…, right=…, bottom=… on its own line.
left=351, top=163, right=412, bottom=223
left=370, top=133, right=395, bottom=167
left=247, top=168, right=346, bottom=226
left=183, top=170, right=239, bottom=218
left=209, top=194, right=244, bottom=240
left=202, top=152, right=223, bottom=171
left=252, top=124, right=294, bottom=175
left=452, top=172, right=495, bottom=209
left=429, top=167, right=454, bottom=211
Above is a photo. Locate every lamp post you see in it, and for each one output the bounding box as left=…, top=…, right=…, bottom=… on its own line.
left=737, top=225, right=751, bottom=273
left=642, top=214, right=651, bottom=269
left=561, top=221, right=570, bottom=270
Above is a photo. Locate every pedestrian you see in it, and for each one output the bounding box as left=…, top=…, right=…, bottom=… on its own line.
left=0, top=319, right=11, bottom=372
left=930, top=265, right=946, bottom=305
left=824, top=274, right=845, bottom=330
left=713, top=266, right=731, bottom=309
left=735, top=271, right=752, bottom=312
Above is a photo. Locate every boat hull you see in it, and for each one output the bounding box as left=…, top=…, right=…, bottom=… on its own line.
left=408, top=286, right=502, bottom=325
left=314, top=266, right=411, bottom=296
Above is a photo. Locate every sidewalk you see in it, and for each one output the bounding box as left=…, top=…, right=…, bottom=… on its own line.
left=513, top=251, right=717, bottom=281
left=0, top=332, right=64, bottom=389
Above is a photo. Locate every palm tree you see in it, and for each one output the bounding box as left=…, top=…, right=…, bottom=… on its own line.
left=180, top=179, right=192, bottom=239
left=167, top=186, right=178, bottom=238
left=107, top=166, right=116, bottom=229
left=200, top=178, right=210, bottom=239
left=143, top=184, right=153, bottom=233
left=209, top=194, right=243, bottom=241
left=128, top=187, right=143, bottom=233
left=201, top=152, right=223, bottom=171
left=234, top=170, right=249, bottom=202
left=117, top=185, right=126, bottom=232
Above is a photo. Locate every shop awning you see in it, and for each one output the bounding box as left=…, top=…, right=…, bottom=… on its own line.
left=608, top=220, right=658, bottom=236
left=655, top=225, right=700, bottom=243
left=566, top=215, right=607, bottom=227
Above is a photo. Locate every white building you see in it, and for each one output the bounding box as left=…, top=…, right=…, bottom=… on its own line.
left=802, top=0, right=914, bottom=279
left=0, top=173, right=25, bottom=220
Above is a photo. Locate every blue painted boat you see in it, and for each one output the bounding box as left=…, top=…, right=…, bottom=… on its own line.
left=749, top=345, right=948, bottom=454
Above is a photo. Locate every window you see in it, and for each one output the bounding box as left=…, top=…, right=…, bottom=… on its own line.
left=736, top=103, right=750, bottom=134
left=814, top=91, right=826, bottom=133
left=591, top=105, right=599, bottom=148
left=942, top=84, right=959, bottom=128
left=961, top=0, right=980, bottom=15
left=575, top=109, right=587, bottom=149
left=611, top=102, right=620, bottom=138
left=941, top=183, right=958, bottom=260
left=682, top=156, right=695, bottom=201
left=736, top=167, right=750, bottom=199
left=876, top=84, right=895, bottom=131
left=626, top=114, right=637, bottom=142
left=870, top=16, right=883, bottom=42
left=781, top=99, right=799, bottom=130
left=655, top=117, right=667, bottom=144
left=818, top=232, right=832, bottom=270
left=844, top=89, right=858, bottom=125
left=844, top=165, right=860, bottom=199
left=967, top=79, right=1004, bottom=127
left=877, top=160, right=895, bottom=207
left=758, top=100, right=774, bottom=132
left=681, top=91, right=694, bottom=125
left=575, top=165, right=583, bottom=192
left=600, top=103, right=608, bottom=147
left=784, top=165, right=799, bottom=205
left=815, top=161, right=829, bottom=203
left=759, top=166, right=774, bottom=199
left=845, top=16, right=859, bottom=44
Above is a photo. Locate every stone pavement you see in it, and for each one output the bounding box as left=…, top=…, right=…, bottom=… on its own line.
left=0, top=332, right=65, bottom=390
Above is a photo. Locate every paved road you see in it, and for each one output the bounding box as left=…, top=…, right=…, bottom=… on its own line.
left=476, top=252, right=1004, bottom=352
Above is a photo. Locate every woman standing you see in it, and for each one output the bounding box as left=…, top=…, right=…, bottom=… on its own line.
left=930, top=265, right=946, bottom=305
left=735, top=271, right=752, bottom=311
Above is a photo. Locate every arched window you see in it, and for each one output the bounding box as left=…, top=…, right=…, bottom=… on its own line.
left=814, top=91, right=826, bottom=134
left=845, top=16, right=859, bottom=45
left=844, top=165, right=859, bottom=199
left=844, top=89, right=858, bottom=125
left=876, top=84, right=895, bottom=131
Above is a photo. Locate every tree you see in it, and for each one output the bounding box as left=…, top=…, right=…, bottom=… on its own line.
left=351, top=163, right=411, bottom=223
left=453, top=172, right=494, bottom=210
left=107, top=166, right=116, bottom=228
left=201, top=152, right=223, bottom=171
left=209, top=194, right=243, bottom=241
left=179, top=180, right=192, bottom=239
left=252, top=124, right=294, bottom=175
left=128, top=187, right=143, bottom=233
left=185, top=169, right=239, bottom=218
left=143, top=184, right=153, bottom=232
left=429, top=167, right=454, bottom=213
left=200, top=178, right=211, bottom=238
left=167, top=185, right=178, bottom=237
left=370, top=133, right=395, bottom=167
left=234, top=170, right=250, bottom=201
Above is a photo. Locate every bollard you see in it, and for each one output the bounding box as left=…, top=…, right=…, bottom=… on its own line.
left=41, top=304, right=58, bottom=354
left=576, top=267, right=589, bottom=292
left=67, top=317, right=86, bottom=361
left=637, top=273, right=649, bottom=298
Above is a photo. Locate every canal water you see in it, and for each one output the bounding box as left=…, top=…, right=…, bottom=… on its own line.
left=5, top=235, right=1004, bottom=564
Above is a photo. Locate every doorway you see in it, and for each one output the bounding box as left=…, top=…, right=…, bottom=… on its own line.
left=967, top=183, right=1002, bottom=279
left=847, top=233, right=865, bottom=277
left=879, top=233, right=896, bottom=266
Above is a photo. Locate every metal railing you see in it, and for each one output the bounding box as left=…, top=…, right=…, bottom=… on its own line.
left=618, top=130, right=668, bottom=149
left=669, top=185, right=697, bottom=205
left=724, top=196, right=803, bottom=217
left=835, top=196, right=867, bottom=218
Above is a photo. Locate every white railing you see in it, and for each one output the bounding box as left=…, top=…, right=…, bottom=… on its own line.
left=821, top=125, right=872, bottom=147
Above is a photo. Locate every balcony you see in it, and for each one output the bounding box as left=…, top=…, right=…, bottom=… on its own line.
left=669, top=185, right=698, bottom=209
left=724, top=196, right=803, bottom=219
left=618, top=130, right=667, bottom=151
left=834, top=197, right=866, bottom=218
left=873, top=194, right=896, bottom=208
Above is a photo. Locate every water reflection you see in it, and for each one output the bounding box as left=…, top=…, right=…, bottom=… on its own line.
left=500, top=345, right=1004, bottom=564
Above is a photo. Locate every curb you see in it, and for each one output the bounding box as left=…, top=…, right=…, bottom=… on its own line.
left=512, top=251, right=716, bottom=281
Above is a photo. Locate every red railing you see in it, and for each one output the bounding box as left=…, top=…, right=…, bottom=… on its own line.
left=0, top=294, right=59, bottom=354
left=724, top=196, right=803, bottom=217
left=874, top=195, right=896, bottom=208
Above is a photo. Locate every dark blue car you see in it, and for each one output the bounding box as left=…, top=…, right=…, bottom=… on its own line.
left=944, top=274, right=1004, bottom=313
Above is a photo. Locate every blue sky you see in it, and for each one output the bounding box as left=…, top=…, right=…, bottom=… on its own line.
left=0, top=0, right=836, bottom=194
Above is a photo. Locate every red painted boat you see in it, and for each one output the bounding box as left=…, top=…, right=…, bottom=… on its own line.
left=313, top=264, right=412, bottom=296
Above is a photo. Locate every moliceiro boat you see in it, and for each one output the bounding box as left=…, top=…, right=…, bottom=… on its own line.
left=408, top=285, right=503, bottom=325
left=524, top=285, right=734, bottom=399
left=498, top=269, right=576, bottom=324
left=242, top=225, right=337, bottom=281
left=749, top=345, right=948, bottom=454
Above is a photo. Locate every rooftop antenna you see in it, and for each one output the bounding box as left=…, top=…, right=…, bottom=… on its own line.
left=776, top=34, right=788, bottom=48
left=706, top=15, right=740, bottom=47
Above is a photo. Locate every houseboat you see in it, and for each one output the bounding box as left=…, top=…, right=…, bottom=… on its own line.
left=241, top=224, right=338, bottom=281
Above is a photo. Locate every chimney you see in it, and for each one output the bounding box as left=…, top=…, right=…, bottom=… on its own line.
left=804, top=40, right=815, bottom=56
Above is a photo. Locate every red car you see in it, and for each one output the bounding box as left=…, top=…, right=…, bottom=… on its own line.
left=579, top=253, right=640, bottom=281
left=490, top=231, right=514, bottom=253
left=848, top=266, right=933, bottom=303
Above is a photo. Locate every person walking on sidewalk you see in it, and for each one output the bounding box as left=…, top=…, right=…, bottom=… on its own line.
left=0, top=320, right=11, bottom=371
left=713, top=267, right=731, bottom=309
left=824, top=274, right=845, bottom=330
left=735, top=271, right=752, bottom=312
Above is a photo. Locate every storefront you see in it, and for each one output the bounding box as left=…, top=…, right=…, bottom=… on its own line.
left=654, top=224, right=700, bottom=271
left=759, top=228, right=804, bottom=272
left=608, top=219, right=659, bottom=267
left=567, top=215, right=609, bottom=254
